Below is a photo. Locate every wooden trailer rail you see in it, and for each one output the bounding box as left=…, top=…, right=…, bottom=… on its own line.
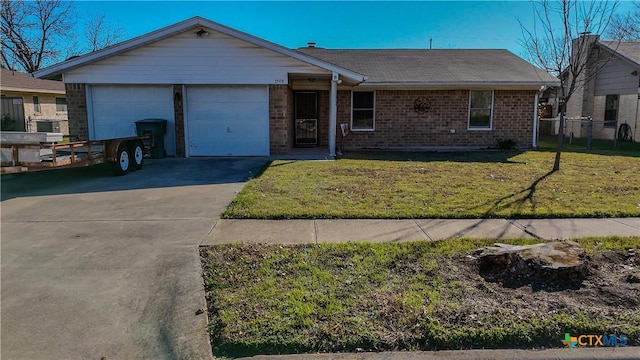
left=1, top=136, right=151, bottom=175
left=1, top=140, right=106, bottom=169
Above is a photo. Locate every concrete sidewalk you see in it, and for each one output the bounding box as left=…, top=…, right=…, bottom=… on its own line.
left=202, top=217, right=639, bottom=245
left=238, top=347, right=640, bottom=360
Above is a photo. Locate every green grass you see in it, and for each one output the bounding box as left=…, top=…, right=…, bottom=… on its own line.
left=201, top=237, right=640, bottom=357
left=224, top=150, right=640, bottom=219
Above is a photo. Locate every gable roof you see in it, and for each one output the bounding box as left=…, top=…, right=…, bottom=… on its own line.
left=33, top=16, right=366, bottom=83
left=296, top=48, right=559, bottom=88
left=597, top=41, right=640, bottom=67
left=1, top=68, right=65, bottom=94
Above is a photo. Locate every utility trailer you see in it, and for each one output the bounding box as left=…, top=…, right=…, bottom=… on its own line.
left=1, top=132, right=150, bottom=176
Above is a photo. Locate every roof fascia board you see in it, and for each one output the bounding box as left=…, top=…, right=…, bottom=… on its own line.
left=356, top=81, right=560, bottom=89
left=34, top=17, right=203, bottom=78
left=596, top=42, right=640, bottom=69
left=1, top=86, right=66, bottom=94
left=35, top=17, right=366, bottom=82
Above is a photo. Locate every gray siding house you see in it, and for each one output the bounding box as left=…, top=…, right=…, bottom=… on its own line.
left=566, top=36, right=640, bottom=142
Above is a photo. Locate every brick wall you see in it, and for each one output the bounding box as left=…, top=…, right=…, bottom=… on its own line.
left=173, top=85, right=185, bottom=157
left=269, top=84, right=293, bottom=154
left=338, top=89, right=535, bottom=150
left=64, top=83, right=88, bottom=140
left=317, top=91, right=329, bottom=146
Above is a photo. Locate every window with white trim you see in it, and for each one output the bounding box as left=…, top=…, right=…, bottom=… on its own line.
left=351, top=91, right=375, bottom=131
left=468, top=90, right=493, bottom=129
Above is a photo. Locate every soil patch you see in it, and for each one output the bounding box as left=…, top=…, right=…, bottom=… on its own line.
left=200, top=240, right=640, bottom=357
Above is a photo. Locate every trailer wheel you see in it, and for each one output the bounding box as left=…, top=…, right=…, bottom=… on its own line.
left=112, top=145, right=130, bottom=175
left=130, top=141, right=144, bottom=170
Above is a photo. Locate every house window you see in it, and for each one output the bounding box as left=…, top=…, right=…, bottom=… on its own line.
left=351, top=91, right=375, bottom=131
left=56, top=97, right=67, bottom=112
left=33, top=96, right=41, bottom=113
left=468, top=90, right=493, bottom=130
left=604, top=95, right=618, bottom=127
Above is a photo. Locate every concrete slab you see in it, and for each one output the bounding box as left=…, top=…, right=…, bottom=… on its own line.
left=415, top=219, right=532, bottom=240
left=315, top=219, right=427, bottom=243
left=609, top=218, right=640, bottom=231
left=513, top=218, right=640, bottom=240
left=202, top=219, right=315, bottom=245
left=1, top=157, right=267, bottom=360
left=1, top=183, right=243, bottom=221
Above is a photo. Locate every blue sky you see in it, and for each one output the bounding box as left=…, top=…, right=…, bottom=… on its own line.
left=73, top=1, right=632, bottom=58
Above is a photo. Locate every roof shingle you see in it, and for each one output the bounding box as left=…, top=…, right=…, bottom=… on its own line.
left=296, top=48, right=559, bottom=86
left=599, top=41, right=640, bottom=66
left=1, top=69, right=65, bottom=94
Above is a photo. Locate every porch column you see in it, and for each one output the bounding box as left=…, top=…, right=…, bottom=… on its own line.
left=329, top=72, right=338, bottom=157
left=532, top=91, right=539, bottom=148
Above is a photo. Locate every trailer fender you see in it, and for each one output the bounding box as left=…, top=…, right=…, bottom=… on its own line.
left=105, top=139, right=127, bottom=162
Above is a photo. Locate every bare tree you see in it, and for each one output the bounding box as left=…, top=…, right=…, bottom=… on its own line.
left=608, top=1, right=640, bottom=40
left=84, top=14, right=122, bottom=53
left=1, top=0, right=123, bottom=73
left=1, top=0, right=74, bottom=72
left=519, top=0, right=618, bottom=171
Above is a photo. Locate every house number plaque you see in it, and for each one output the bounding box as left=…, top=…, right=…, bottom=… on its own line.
left=414, top=96, right=431, bottom=113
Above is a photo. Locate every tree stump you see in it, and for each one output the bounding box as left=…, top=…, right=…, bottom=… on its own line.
left=476, top=241, right=588, bottom=290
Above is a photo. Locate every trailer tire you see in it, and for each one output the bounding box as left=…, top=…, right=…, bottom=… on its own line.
left=112, top=145, right=130, bottom=176
left=129, top=141, right=144, bottom=170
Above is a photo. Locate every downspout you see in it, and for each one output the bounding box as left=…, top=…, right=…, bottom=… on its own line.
left=635, top=93, right=639, bottom=142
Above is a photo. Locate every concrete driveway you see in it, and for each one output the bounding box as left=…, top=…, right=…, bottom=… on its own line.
left=1, top=157, right=267, bottom=360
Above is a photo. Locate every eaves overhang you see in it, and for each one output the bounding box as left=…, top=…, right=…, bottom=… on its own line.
left=355, top=81, right=561, bottom=90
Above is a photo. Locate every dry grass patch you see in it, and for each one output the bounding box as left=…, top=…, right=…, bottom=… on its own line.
left=201, top=237, right=640, bottom=357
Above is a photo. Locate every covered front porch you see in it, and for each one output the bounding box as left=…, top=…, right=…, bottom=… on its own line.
left=270, top=71, right=359, bottom=157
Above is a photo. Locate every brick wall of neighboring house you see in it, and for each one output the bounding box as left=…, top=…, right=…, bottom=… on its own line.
left=337, top=89, right=536, bottom=150
left=173, top=85, right=185, bottom=157
left=64, top=83, right=88, bottom=140
left=269, top=84, right=293, bottom=154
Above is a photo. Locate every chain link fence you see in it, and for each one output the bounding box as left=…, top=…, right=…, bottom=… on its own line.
left=539, top=115, right=635, bottom=150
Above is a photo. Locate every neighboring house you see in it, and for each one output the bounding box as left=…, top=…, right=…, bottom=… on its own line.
left=1, top=69, right=69, bottom=134
left=565, top=35, right=640, bottom=142
left=34, top=17, right=558, bottom=157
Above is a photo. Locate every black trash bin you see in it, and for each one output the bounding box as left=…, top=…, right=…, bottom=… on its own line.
left=135, top=119, right=167, bottom=159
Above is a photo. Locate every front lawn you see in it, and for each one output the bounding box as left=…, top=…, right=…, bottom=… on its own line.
left=201, top=237, right=640, bottom=357
left=224, top=150, right=640, bottom=219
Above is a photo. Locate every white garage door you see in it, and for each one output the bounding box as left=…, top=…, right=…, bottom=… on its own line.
left=89, top=85, right=175, bottom=155
left=186, top=86, right=269, bottom=156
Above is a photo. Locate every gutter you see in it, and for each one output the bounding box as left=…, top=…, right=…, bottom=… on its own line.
left=356, top=81, right=560, bottom=89
left=1, top=86, right=66, bottom=95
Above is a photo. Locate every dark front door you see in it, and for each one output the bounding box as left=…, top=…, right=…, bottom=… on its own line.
left=295, top=91, right=318, bottom=146
left=1, top=97, right=26, bottom=131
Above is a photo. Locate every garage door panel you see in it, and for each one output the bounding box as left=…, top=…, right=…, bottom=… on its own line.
left=186, top=86, right=268, bottom=156
left=90, top=85, right=175, bottom=155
